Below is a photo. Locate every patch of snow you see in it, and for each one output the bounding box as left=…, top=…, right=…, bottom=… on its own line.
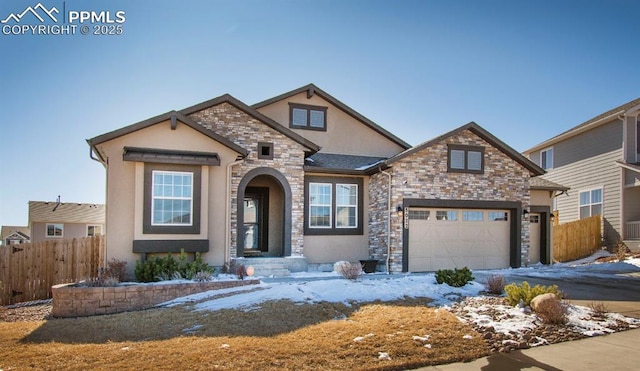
left=182, top=324, right=203, bottom=333
left=412, top=335, right=430, bottom=342
left=463, top=334, right=474, bottom=340
left=378, top=352, right=391, bottom=360
left=220, top=344, right=230, bottom=349
left=354, top=333, right=375, bottom=342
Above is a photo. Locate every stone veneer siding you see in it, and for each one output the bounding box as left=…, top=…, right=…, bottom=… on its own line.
left=188, top=103, right=307, bottom=257
left=52, top=279, right=260, bottom=318
left=369, top=130, right=531, bottom=272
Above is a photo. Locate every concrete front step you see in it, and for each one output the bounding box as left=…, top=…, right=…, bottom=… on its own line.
left=234, top=257, right=301, bottom=277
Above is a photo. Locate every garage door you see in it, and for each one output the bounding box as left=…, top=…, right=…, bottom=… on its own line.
left=408, top=208, right=510, bottom=272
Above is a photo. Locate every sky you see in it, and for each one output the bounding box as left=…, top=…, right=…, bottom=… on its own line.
left=1, top=0, right=639, bottom=227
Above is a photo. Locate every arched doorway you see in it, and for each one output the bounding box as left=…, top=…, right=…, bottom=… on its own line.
left=237, top=168, right=291, bottom=257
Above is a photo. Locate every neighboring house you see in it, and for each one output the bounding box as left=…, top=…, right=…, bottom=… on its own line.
left=524, top=98, right=640, bottom=251
left=28, top=201, right=105, bottom=243
left=0, top=226, right=30, bottom=246
left=88, top=83, right=552, bottom=275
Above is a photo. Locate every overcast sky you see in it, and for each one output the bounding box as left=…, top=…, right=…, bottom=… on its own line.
left=1, top=0, right=639, bottom=227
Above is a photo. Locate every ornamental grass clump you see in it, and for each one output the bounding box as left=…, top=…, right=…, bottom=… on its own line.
left=504, top=281, right=561, bottom=306
left=534, top=296, right=568, bottom=325
left=485, top=274, right=505, bottom=294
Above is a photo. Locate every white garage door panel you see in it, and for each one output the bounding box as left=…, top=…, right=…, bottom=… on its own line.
left=408, top=208, right=510, bottom=271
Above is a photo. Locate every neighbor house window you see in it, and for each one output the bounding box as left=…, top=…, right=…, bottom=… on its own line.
left=143, top=164, right=202, bottom=235
left=579, top=188, right=602, bottom=219
left=152, top=171, right=193, bottom=226
left=87, top=225, right=103, bottom=237
left=289, top=103, right=327, bottom=130
left=46, top=224, right=63, bottom=238
left=540, top=147, right=553, bottom=170
left=305, top=176, right=363, bottom=235
left=447, top=144, right=484, bottom=173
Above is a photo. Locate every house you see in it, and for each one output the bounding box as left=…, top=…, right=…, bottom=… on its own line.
left=88, top=84, right=553, bottom=275
left=524, top=98, right=640, bottom=251
left=0, top=226, right=30, bottom=246
left=28, top=201, right=105, bottom=243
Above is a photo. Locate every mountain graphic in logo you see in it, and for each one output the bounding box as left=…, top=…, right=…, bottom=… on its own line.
left=1, top=2, right=59, bottom=24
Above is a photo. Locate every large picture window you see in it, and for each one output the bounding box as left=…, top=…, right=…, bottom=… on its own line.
left=579, top=188, right=602, bottom=219
left=152, top=171, right=193, bottom=226
left=143, top=164, right=201, bottom=234
left=304, top=176, right=363, bottom=235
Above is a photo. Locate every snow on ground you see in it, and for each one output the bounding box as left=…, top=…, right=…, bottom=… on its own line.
left=159, top=251, right=640, bottom=348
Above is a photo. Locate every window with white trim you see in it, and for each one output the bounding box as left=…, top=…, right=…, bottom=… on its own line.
left=540, top=147, right=553, bottom=170
left=309, top=183, right=332, bottom=228
left=46, top=224, right=63, bottom=238
left=151, top=171, right=193, bottom=226
left=87, top=225, right=103, bottom=237
left=336, top=184, right=357, bottom=228
left=579, top=188, right=602, bottom=219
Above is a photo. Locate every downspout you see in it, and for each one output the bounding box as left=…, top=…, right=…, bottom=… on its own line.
left=225, top=157, right=245, bottom=265
left=87, top=142, right=108, bottom=268
left=380, top=167, right=392, bottom=274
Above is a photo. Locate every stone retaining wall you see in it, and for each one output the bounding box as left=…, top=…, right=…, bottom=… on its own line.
left=52, top=279, right=260, bottom=318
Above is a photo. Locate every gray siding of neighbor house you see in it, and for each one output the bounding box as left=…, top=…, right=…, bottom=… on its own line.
left=529, top=119, right=623, bottom=246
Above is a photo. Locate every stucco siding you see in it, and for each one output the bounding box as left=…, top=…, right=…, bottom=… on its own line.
left=30, top=222, right=96, bottom=242
left=256, top=92, right=405, bottom=157
left=96, top=119, right=243, bottom=267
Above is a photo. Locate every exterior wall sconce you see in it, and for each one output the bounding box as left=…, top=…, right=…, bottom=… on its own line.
left=522, top=209, right=529, bottom=219
left=550, top=212, right=555, bottom=222
left=396, top=205, right=403, bottom=213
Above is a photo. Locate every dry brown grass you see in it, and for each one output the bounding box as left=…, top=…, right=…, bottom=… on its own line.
left=1, top=298, right=489, bottom=370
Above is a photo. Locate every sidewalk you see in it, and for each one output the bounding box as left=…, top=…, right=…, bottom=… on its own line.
left=417, top=327, right=640, bottom=371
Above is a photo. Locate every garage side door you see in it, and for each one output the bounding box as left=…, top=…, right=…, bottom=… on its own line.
left=408, top=208, right=510, bottom=272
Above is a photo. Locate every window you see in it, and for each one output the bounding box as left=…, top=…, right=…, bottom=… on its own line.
left=436, top=210, right=458, bottom=221
left=336, top=184, right=357, bottom=228
left=304, top=176, right=363, bottom=235
left=447, top=145, right=484, bottom=173
left=309, top=183, right=332, bottom=228
left=289, top=103, right=327, bottom=131
left=488, top=211, right=508, bottom=221
left=46, top=224, right=63, bottom=238
left=87, top=225, right=103, bottom=237
left=579, top=188, right=602, bottom=219
left=462, top=211, right=483, bottom=221
left=143, top=164, right=201, bottom=234
left=529, top=215, right=540, bottom=223
left=636, top=119, right=640, bottom=161
left=409, top=210, right=430, bottom=220
left=540, top=147, right=553, bottom=170
left=258, top=142, right=274, bottom=160
left=152, top=171, right=193, bottom=226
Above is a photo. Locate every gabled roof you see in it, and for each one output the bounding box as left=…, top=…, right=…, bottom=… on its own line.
left=1, top=226, right=30, bottom=241
left=29, top=201, right=105, bottom=224
left=87, top=110, right=249, bottom=158
left=252, top=83, right=411, bottom=150
left=525, top=97, right=640, bottom=154
left=381, top=122, right=544, bottom=175
left=304, top=153, right=386, bottom=175
left=529, top=177, right=569, bottom=192
left=180, top=93, right=320, bottom=153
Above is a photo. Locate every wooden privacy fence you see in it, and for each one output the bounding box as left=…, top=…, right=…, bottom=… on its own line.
left=0, top=236, right=104, bottom=305
left=553, top=215, right=601, bottom=263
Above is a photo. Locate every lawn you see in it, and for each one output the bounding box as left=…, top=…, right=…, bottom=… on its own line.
left=0, top=298, right=489, bottom=370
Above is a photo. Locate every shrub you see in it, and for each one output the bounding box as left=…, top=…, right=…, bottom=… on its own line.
left=485, top=274, right=505, bottom=294
left=235, top=264, right=246, bottom=280
left=504, top=281, right=561, bottom=306
left=193, top=271, right=213, bottom=282
left=435, top=267, right=474, bottom=287
left=337, top=261, right=362, bottom=280
left=133, top=250, right=214, bottom=283
left=588, top=301, right=608, bottom=316
left=534, top=296, right=567, bottom=325
left=104, top=258, right=128, bottom=282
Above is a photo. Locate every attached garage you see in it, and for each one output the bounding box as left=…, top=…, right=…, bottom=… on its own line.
left=402, top=199, right=522, bottom=272
left=408, top=208, right=511, bottom=271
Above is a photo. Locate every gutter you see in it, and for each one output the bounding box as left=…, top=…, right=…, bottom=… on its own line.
left=225, top=156, right=245, bottom=265
left=379, top=167, right=393, bottom=274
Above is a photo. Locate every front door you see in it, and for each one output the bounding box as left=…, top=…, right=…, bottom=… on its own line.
left=243, top=187, right=269, bottom=256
